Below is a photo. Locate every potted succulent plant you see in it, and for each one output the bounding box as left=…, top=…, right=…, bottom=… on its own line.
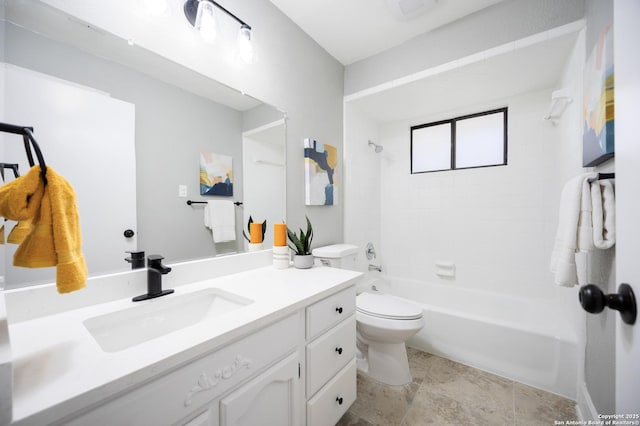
left=242, top=216, right=267, bottom=251
left=287, top=216, right=314, bottom=269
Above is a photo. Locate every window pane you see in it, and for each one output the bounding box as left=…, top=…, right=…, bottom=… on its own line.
left=455, top=111, right=505, bottom=168
left=411, top=123, right=451, bottom=173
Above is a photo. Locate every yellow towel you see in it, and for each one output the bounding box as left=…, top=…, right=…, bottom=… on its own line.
left=0, top=165, right=44, bottom=221
left=7, top=219, right=33, bottom=244
left=0, top=165, right=87, bottom=293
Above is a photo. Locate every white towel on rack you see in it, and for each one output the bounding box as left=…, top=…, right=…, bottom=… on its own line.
left=591, top=179, right=615, bottom=249
left=204, top=200, right=236, bottom=242
left=550, top=173, right=598, bottom=287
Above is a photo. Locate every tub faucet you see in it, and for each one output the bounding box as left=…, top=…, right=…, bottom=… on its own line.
left=132, top=255, right=174, bottom=302
left=368, top=264, right=382, bottom=272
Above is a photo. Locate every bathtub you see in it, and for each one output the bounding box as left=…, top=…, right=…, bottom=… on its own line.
left=367, top=276, right=577, bottom=399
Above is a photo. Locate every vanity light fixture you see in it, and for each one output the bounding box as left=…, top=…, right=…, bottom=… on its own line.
left=184, top=0, right=254, bottom=62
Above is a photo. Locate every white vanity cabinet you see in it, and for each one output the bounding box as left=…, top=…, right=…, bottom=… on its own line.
left=52, top=283, right=358, bottom=426
left=304, top=286, right=357, bottom=426
left=64, top=313, right=303, bottom=426
left=10, top=259, right=361, bottom=426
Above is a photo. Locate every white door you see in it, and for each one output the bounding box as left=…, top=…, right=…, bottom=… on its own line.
left=242, top=119, right=286, bottom=250
left=3, top=64, right=137, bottom=286
left=614, top=0, right=640, bottom=413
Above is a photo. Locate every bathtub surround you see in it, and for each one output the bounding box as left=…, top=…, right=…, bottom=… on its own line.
left=344, top=0, right=590, bottom=405
left=370, top=276, right=577, bottom=398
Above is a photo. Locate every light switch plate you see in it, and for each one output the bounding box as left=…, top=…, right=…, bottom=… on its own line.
left=178, top=185, right=187, bottom=198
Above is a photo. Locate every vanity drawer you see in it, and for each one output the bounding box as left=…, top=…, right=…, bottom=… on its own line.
left=306, top=314, right=355, bottom=397
left=306, top=286, right=355, bottom=341
left=65, top=313, right=302, bottom=426
left=306, top=359, right=357, bottom=426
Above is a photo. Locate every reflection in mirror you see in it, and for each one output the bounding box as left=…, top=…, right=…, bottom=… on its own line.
left=1, top=2, right=286, bottom=289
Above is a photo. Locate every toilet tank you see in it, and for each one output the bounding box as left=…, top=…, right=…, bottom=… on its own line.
left=312, top=244, right=359, bottom=270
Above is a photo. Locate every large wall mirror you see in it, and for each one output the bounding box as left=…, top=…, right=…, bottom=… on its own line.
left=0, top=1, right=286, bottom=288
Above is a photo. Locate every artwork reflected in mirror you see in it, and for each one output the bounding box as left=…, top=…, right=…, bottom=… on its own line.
left=200, top=152, right=234, bottom=197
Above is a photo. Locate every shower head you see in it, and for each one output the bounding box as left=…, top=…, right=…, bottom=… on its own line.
left=368, top=140, right=383, bottom=153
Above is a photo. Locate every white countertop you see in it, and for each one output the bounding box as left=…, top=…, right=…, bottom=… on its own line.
left=6, top=264, right=362, bottom=426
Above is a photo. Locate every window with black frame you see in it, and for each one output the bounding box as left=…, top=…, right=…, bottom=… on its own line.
left=411, top=107, right=508, bottom=174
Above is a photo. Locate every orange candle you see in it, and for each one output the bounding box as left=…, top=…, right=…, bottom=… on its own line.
left=250, top=222, right=263, bottom=244
left=274, top=223, right=287, bottom=247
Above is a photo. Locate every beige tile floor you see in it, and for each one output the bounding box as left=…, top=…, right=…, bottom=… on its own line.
left=337, top=347, right=576, bottom=426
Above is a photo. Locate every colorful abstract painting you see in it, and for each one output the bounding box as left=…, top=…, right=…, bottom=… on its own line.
left=200, top=152, right=233, bottom=196
left=304, top=139, right=337, bottom=206
left=583, top=24, right=614, bottom=167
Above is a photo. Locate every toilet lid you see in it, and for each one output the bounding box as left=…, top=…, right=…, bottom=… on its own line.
left=356, top=292, right=423, bottom=320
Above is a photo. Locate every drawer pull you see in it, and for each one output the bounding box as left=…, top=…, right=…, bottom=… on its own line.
left=336, top=307, right=343, bottom=314
left=336, top=396, right=344, bottom=405
left=335, top=347, right=343, bottom=355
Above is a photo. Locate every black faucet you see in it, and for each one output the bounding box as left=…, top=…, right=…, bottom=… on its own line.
left=132, top=255, right=174, bottom=302
left=125, top=250, right=146, bottom=269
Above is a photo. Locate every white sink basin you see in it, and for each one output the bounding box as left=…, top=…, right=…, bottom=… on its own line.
left=83, top=288, right=253, bottom=352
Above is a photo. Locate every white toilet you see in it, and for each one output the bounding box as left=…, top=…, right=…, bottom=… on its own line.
left=312, top=244, right=425, bottom=386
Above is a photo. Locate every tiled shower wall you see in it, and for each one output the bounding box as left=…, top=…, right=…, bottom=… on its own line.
left=345, top=85, right=584, bottom=314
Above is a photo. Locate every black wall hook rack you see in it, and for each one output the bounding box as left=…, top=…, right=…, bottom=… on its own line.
left=187, top=200, right=242, bottom=206
left=0, top=122, right=48, bottom=185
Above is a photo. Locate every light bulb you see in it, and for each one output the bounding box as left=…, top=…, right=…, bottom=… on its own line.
left=237, top=25, right=254, bottom=63
left=196, top=1, right=217, bottom=44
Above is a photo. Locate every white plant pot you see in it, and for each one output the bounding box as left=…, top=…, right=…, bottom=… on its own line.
left=293, top=254, right=314, bottom=269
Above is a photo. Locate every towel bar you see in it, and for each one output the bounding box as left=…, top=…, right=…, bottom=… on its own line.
left=187, top=200, right=243, bottom=206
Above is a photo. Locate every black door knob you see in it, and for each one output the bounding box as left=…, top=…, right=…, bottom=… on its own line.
left=579, top=283, right=637, bottom=325
left=124, top=229, right=135, bottom=238
left=336, top=307, right=343, bottom=314
left=335, top=347, right=343, bottom=355
left=336, top=397, right=343, bottom=405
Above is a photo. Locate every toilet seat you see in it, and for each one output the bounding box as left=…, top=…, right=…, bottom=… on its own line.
left=356, top=292, right=423, bottom=320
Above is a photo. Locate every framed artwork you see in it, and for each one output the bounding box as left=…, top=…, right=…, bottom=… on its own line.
left=304, top=138, right=337, bottom=206
left=200, top=151, right=233, bottom=196
left=583, top=24, right=614, bottom=167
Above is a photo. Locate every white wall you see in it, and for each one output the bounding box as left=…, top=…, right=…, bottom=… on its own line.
left=343, top=104, right=382, bottom=271
left=376, top=90, right=575, bottom=304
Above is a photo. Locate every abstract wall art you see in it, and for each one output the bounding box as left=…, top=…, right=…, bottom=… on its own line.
left=583, top=23, right=614, bottom=167
left=304, top=138, right=337, bottom=206
left=200, top=151, right=233, bottom=196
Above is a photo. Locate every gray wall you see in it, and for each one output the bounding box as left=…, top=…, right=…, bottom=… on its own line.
left=344, top=0, right=585, bottom=95
left=5, top=23, right=246, bottom=262
left=242, top=103, right=285, bottom=132
left=211, top=0, right=345, bottom=248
